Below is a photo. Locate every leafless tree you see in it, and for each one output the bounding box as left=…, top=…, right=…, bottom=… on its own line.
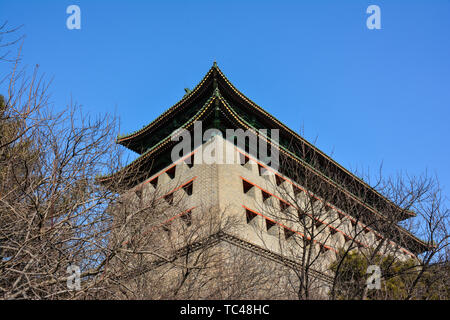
left=94, top=140, right=287, bottom=300
left=251, top=134, right=448, bottom=300
left=0, top=25, right=279, bottom=299
left=2, top=21, right=446, bottom=300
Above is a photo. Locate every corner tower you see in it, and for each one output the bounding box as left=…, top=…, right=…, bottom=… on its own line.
left=100, top=63, right=430, bottom=298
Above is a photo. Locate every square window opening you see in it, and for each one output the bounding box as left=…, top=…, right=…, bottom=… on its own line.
left=240, top=154, right=250, bottom=166
left=275, top=175, right=284, bottom=186
left=261, top=190, right=271, bottom=202
left=149, top=176, right=158, bottom=189
left=182, top=181, right=193, bottom=196
left=164, top=193, right=174, bottom=205
left=166, top=166, right=176, bottom=179
left=280, top=200, right=290, bottom=212
left=181, top=211, right=192, bottom=226
left=246, top=209, right=258, bottom=224
left=242, top=180, right=254, bottom=194
left=258, top=164, right=267, bottom=176
left=284, top=228, right=295, bottom=240
left=266, top=219, right=276, bottom=232
left=184, top=154, right=194, bottom=168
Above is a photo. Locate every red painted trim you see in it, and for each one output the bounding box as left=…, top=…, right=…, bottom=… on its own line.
left=237, top=150, right=411, bottom=252
left=237, top=149, right=373, bottom=224
left=240, top=177, right=368, bottom=249
left=242, top=205, right=337, bottom=253
left=240, top=176, right=291, bottom=206
left=159, top=206, right=197, bottom=227
left=237, top=149, right=417, bottom=257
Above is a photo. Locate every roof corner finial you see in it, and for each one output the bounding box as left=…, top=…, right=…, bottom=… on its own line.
left=183, top=88, right=192, bottom=98
left=213, top=60, right=218, bottom=68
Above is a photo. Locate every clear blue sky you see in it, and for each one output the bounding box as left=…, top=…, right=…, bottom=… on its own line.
left=1, top=0, right=449, bottom=203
